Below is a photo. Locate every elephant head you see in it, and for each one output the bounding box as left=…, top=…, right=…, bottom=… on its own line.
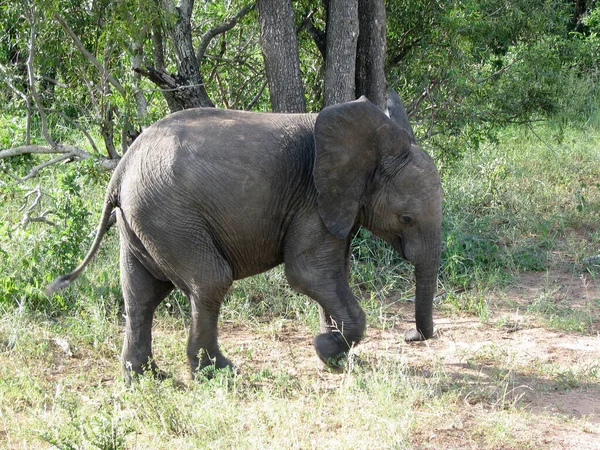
left=313, top=91, right=442, bottom=341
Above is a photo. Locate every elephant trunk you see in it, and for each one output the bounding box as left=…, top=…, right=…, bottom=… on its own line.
left=413, top=261, right=439, bottom=339
left=396, top=232, right=441, bottom=341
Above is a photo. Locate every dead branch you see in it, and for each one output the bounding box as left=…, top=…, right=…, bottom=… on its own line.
left=0, top=145, right=59, bottom=159
left=15, top=151, right=85, bottom=184
left=0, top=144, right=91, bottom=185
left=19, top=186, right=57, bottom=228
left=0, top=144, right=90, bottom=161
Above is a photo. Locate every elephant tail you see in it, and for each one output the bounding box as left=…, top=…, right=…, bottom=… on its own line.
left=45, top=191, right=118, bottom=294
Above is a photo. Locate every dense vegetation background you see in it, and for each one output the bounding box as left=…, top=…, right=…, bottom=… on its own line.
left=0, top=1, right=599, bottom=448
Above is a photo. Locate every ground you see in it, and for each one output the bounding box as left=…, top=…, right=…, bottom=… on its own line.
left=211, top=268, right=600, bottom=448
left=1, top=267, right=599, bottom=449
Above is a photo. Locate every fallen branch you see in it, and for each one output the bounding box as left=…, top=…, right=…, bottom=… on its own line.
left=0, top=144, right=90, bottom=161
left=19, top=186, right=57, bottom=228
left=0, top=144, right=91, bottom=184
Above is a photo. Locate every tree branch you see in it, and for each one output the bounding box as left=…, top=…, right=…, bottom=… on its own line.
left=133, top=66, right=207, bottom=92
left=196, top=3, right=256, bottom=62
left=0, top=144, right=89, bottom=160
left=25, top=9, right=54, bottom=147
left=46, top=109, right=100, bottom=154
left=299, top=9, right=326, bottom=59
left=53, top=12, right=126, bottom=97
left=13, top=152, right=80, bottom=184
left=245, top=79, right=268, bottom=110
left=19, top=187, right=57, bottom=228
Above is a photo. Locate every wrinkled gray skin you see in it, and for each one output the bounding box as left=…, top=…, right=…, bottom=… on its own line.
left=48, top=90, right=443, bottom=379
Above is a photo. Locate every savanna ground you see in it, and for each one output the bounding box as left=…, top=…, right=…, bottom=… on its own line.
left=1, top=124, right=599, bottom=449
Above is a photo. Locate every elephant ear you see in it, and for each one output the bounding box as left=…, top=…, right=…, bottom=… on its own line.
left=314, top=97, right=410, bottom=239
left=386, top=88, right=415, bottom=142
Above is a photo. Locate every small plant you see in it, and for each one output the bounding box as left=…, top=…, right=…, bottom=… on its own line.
left=527, top=293, right=594, bottom=334
left=440, top=291, right=489, bottom=321
left=40, top=392, right=132, bottom=450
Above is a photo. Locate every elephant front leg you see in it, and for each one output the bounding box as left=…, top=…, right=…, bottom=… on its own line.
left=311, top=285, right=366, bottom=367
left=285, top=259, right=366, bottom=368
left=120, top=246, right=173, bottom=382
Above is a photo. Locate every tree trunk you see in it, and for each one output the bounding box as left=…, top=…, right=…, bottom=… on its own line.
left=323, top=0, right=359, bottom=107
left=355, top=0, right=386, bottom=110
left=159, top=0, right=214, bottom=110
left=257, top=0, right=306, bottom=113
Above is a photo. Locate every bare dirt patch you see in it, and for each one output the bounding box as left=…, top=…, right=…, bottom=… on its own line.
left=215, top=268, right=600, bottom=448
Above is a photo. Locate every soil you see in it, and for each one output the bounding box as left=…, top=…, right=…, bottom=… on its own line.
left=215, top=268, right=600, bottom=449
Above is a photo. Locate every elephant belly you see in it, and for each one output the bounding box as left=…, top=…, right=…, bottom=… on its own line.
left=120, top=197, right=286, bottom=285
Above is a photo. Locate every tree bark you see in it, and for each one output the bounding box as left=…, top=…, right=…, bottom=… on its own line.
left=159, top=0, right=214, bottom=110
left=355, top=0, right=386, bottom=110
left=257, top=0, right=306, bottom=112
left=323, top=0, right=358, bottom=107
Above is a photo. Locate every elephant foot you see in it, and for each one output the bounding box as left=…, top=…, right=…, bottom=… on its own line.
left=313, top=332, right=351, bottom=369
left=192, top=352, right=236, bottom=380
left=404, top=327, right=435, bottom=342
left=123, top=358, right=167, bottom=384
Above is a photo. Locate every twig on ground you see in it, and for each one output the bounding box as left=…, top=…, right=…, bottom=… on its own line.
left=19, top=186, right=57, bottom=228
left=406, top=287, right=467, bottom=303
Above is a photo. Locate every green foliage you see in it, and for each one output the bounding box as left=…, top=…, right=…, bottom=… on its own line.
left=440, top=122, right=600, bottom=289
left=40, top=391, right=133, bottom=450
left=0, top=158, right=108, bottom=312
left=387, top=0, right=600, bottom=164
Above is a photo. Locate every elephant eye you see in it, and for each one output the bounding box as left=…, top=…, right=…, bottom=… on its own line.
left=400, top=214, right=414, bottom=226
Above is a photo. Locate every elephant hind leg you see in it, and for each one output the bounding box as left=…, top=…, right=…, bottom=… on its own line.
left=186, top=281, right=234, bottom=377
left=178, top=248, right=234, bottom=377
left=120, top=244, right=174, bottom=381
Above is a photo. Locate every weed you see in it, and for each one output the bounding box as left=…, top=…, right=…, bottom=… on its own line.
left=527, top=293, right=594, bottom=333
left=440, top=291, right=490, bottom=320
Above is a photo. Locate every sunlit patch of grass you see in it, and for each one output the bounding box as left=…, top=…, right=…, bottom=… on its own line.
left=531, top=362, right=600, bottom=392
left=438, top=290, right=490, bottom=321
left=526, top=292, right=595, bottom=334
left=442, top=123, right=600, bottom=288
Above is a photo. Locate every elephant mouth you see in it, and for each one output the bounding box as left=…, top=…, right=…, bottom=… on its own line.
left=393, top=235, right=408, bottom=261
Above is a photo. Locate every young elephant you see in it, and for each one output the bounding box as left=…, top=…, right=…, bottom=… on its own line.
left=48, top=90, right=443, bottom=378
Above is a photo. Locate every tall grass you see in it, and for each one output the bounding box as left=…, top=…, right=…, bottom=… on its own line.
left=441, top=122, right=600, bottom=288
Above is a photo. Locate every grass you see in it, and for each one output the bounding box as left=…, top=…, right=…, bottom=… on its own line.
left=1, top=121, right=600, bottom=448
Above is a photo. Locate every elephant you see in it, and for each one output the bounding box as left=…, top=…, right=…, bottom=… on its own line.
left=47, top=89, right=443, bottom=379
